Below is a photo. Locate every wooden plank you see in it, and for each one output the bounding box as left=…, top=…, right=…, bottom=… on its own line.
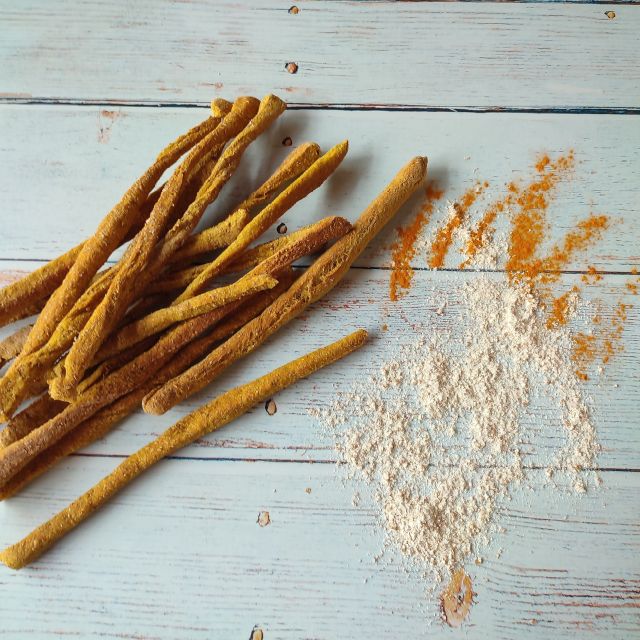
left=0, top=1, right=638, bottom=108
left=1, top=269, right=637, bottom=470
left=0, top=459, right=637, bottom=638
left=1, top=104, right=638, bottom=271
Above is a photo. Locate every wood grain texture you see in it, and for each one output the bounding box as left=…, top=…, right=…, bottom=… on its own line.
left=1, top=1, right=639, bottom=635
left=0, top=1, right=638, bottom=108
left=1, top=105, right=638, bottom=270
left=1, top=269, right=637, bottom=470
left=0, top=459, right=638, bottom=638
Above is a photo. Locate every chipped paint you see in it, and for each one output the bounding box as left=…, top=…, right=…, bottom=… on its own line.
left=97, top=109, right=122, bottom=143
left=257, top=511, right=271, bottom=527
left=441, top=569, right=474, bottom=628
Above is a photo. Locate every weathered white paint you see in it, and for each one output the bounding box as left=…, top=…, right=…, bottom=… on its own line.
left=0, top=460, right=638, bottom=638
left=1, top=105, right=638, bottom=271
left=0, top=1, right=638, bottom=108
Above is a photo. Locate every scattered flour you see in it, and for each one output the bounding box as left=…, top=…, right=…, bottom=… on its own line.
left=313, top=275, right=599, bottom=580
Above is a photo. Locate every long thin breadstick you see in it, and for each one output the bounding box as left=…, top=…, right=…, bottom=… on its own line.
left=175, top=140, right=349, bottom=303
left=144, top=156, right=427, bottom=414
left=169, top=208, right=250, bottom=266
left=0, top=394, right=67, bottom=449
left=60, top=97, right=262, bottom=390
left=0, top=329, right=367, bottom=568
left=94, top=274, right=278, bottom=361
left=226, top=141, right=322, bottom=220
left=0, top=215, right=353, bottom=481
left=0, top=325, right=32, bottom=369
left=14, top=106, right=232, bottom=362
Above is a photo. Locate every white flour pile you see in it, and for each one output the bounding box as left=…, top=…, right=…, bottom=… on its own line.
left=313, top=275, right=600, bottom=580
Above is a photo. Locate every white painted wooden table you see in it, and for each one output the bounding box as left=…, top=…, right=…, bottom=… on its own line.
left=1, top=2, right=638, bottom=638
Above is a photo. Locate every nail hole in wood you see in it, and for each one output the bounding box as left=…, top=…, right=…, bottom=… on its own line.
left=282, top=136, right=293, bottom=146
left=288, top=5, right=299, bottom=14
left=285, top=62, right=298, bottom=74
left=276, top=223, right=288, bottom=235
left=265, top=399, right=277, bottom=415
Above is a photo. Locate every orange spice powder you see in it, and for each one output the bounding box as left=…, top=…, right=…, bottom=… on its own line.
left=429, top=181, right=487, bottom=269
left=506, top=151, right=575, bottom=279
left=572, top=301, right=632, bottom=381
left=389, top=182, right=444, bottom=300
left=461, top=190, right=514, bottom=267
left=534, top=214, right=610, bottom=283
left=546, top=287, right=579, bottom=329
left=582, top=265, right=603, bottom=284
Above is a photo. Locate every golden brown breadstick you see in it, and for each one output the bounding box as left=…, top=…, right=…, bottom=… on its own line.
left=0, top=394, right=67, bottom=449
left=0, top=329, right=367, bottom=568
left=95, top=274, right=278, bottom=361
left=60, top=97, right=262, bottom=391
left=169, top=208, right=250, bottom=267
left=0, top=249, right=80, bottom=329
left=174, top=140, right=349, bottom=302
left=16, top=107, right=231, bottom=362
left=231, top=141, right=322, bottom=216
left=144, top=156, right=427, bottom=414
left=0, top=325, right=32, bottom=369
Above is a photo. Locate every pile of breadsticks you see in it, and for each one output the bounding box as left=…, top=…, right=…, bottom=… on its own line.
left=0, top=94, right=427, bottom=568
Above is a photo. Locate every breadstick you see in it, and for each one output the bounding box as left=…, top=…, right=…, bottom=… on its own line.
left=61, top=96, right=282, bottom=391
left=95, top=274, right=278, bottom=360
left=144, top=156, right=427, bottom=414
left=0, top=394, right=67, bottom=449
left=0, top=329, right=367, bottom=568
left=174, top=140, right=349, bottom=302
left=169, top=208, right=250, bottom=267
left=0, top=325, right=32, bottom=369
left=231, top=141, right=322, bottom=216
left=225, top=219, right=341, bottom=273
left=15, top=106, right=232, bottom=362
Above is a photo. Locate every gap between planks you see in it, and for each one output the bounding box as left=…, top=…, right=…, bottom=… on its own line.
left=70, top=451, right=640, bottom=472
left=1, top=98, right=640, bottom=115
